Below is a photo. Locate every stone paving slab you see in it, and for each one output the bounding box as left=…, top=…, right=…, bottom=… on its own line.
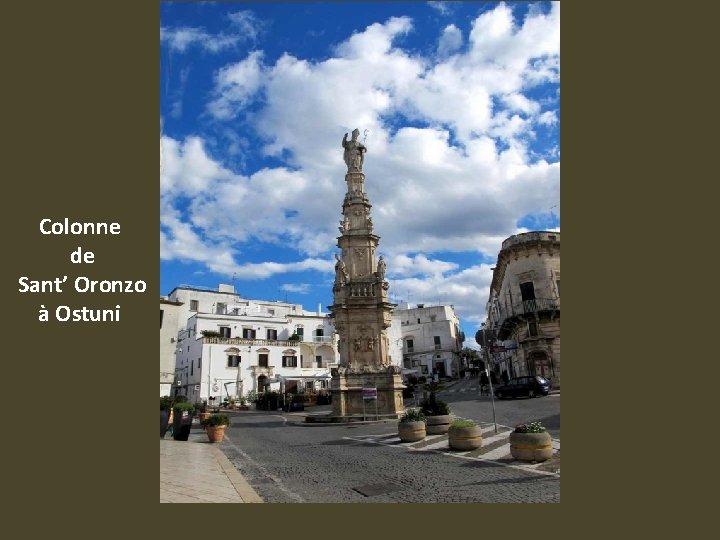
left=160, top=432, right=263, bottom=503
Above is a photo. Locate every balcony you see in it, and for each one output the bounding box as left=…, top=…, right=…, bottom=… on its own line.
left=304, top=336, right=333, bottom=344
left=494, top=298, right=560, bottom=339
left=202, top=336, right=334, bottom=347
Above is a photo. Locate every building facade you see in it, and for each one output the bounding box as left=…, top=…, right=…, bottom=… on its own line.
left=168, top=284, right=339, bottom=402
left=396, top=304, right=465, bottom=380
left=485, top=231, right=560, bottom=387
left=160, top=298, right=183, bottom=396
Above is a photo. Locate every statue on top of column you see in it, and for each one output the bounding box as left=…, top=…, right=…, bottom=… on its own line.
left=342, top=128, right=367, bottom=172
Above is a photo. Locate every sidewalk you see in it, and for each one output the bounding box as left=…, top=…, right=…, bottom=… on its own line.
left=160, top=428, right=263, bottom=503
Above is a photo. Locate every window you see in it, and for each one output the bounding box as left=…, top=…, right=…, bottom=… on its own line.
left=316, top=355, right=323, bottom=368
left=305, top=381, right=314, bottom=391
left=296, top=327, right=304, bottom=340
left=520, top=281, right=537, bottom=311
left=216, top=302, right=226, bottom=314
left=259, top=354, right=269, bottom=368
left=406, top=339, right=414, bottom=353
left=528, top=321, right=538, bottom=337
left=219, top=326, right=231, bottom=338
left=315, top=328, right=324, bottom=341
left=430, top=315, right=436, bottom=322
left=242, top=328, right=257, bottom=339
left=556, top=280, right=560, bottom=297
left=268, top=308, right=275, bottom=316
left=434, top=336, right=441, bottom=349
left=417, top=318, right=421, bottom=323
left=282, top=355, right=297, bottom=367
left=267, top=329, right=278, bottom=340
left=190, top=300, right=198, bottom=311
left=320, top=380, right=329, bottom=389
left=160, top=309, right=164, bottom=328
left=190, top=363, right=193, bottom=376
left=197, top=358, right=201, bottom=368
left=227, top=355, right=240, bottom=367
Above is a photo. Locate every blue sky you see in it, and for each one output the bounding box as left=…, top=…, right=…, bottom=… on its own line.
left=160, top=1, right=560, bottom=348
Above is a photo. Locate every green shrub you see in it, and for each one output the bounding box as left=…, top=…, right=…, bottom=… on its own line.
left=288, top=333, right=300, bottom=341
left=194, top=401, right=207, bottom=413
left=513, top=421, right=546, bottom=433
left=172, top=402, right=195, bottom=413
left=201, top=330, right=222, bottom=338
left=160, top=396, right=174, bottom=410
left=450, top=419, right=477, bottom=429
left=173, top=395, right=188, bottom=403
left=420, top=397, right=450, bottom=416
left=202, top=414, right=230, bottom=427
left=400, top=408, right=425, bottom=423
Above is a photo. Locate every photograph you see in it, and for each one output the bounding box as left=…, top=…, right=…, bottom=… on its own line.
left=159, top=1, right=560, bottom=504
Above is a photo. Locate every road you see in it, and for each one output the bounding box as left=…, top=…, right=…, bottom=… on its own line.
left=217, top=381, right=560, bottom=503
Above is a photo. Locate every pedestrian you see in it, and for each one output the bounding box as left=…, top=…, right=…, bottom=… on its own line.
left=490, top=371, right=498, bottom=385
left=479, top=371, right=489, bottom=395
left=501, top=370, right=509, bottom=385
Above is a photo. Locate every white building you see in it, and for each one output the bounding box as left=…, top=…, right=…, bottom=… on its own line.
left=168, top=285, right=339, bottom=403
left=485, top=231, right=560, bottom=386
left=160, top=298, right=183, bottom=396
left=396, top=304, right=465, bottom=379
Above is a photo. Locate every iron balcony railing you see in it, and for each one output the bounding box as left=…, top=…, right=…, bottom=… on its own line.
left=202, top=336, right=335, bottom=347
left=493, top=297, right=560, bottom=329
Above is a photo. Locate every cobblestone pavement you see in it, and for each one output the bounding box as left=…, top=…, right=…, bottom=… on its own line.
left=219, top=412, right=560, bottom=503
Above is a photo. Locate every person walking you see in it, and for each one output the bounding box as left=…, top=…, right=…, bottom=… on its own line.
left=479, top=371, right=489, bottom=396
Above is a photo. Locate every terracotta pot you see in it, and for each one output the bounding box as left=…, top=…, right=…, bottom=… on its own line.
left=398, top=421, right=426, bottom=442
left=509, top=431, right=553, bottom=462
left=206, top=425, right=227, bottom=443
left=425, top=414, right=452, bottom=435
left=448, top=425, right=483, bottom=450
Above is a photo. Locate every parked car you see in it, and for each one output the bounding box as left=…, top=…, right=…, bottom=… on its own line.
left=494, top=376, right=551, bottom=399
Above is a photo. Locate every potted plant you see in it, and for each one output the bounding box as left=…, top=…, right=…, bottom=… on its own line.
left=234, top=396, right=249, bottom=411
left=202, top=413, right=230, bottom=443
left=420, top=381, right=452, bottom=434
left=509, top=421, right=553, bottom=462
left=288, top=333, right=300, bottom=342
left=448, top=419, right=483, bottom=451
left=172, top=402, right=196, bottom=441
left=195, top=400, right=211, bottom=425
left=398, top=408, right=426, bottom=442
left=160, top=396, right=174, bottom=438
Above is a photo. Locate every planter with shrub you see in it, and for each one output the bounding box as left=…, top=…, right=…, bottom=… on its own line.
left=448, top=419, right=483, bottom=451
left=202, top=413, right=230, bottom=443
left=172, top=402, right=196, bottom=441
left=420, top=382, right=452, bottom=434
left=509, top=421, right=553, bottom=462
left=398, top=408, right=426, bottom=442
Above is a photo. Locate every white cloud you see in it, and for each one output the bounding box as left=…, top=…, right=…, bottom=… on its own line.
left=227, top=10, right=266, bottom=43
left=280, top=283, right=311, bottom=294
left=437, top=24, right=463, bottom=58
left=160, top=26, right=240, bottom=53
left=427, top=2, right=453, bottom=16
left=207, top=51, right=265, bottom=120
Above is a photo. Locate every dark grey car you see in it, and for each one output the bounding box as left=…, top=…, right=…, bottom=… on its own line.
left=494, top=376, right=551, bottom=399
